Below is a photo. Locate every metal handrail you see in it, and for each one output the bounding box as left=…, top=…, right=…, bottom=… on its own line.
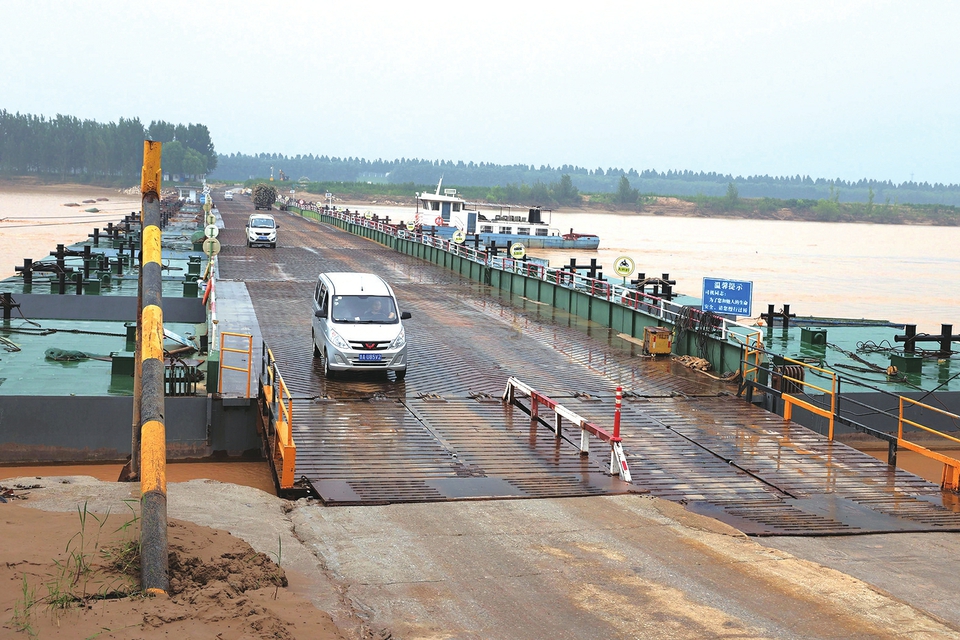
left=897, top=396, right=960, bottom=490
left=218, top=331, right=253, bottom=397
left=283, top=198, right=764, bottom=353
left=738, top=347, right=960, bottom=491
left=503, top=376, right=631, bottom=482
left=261, top=344, right=296, bottom=490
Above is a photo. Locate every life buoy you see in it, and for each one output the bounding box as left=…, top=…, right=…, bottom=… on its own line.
left=201, top=278, right=214, bottom=306
left=434, top=216, right=443, bottom=226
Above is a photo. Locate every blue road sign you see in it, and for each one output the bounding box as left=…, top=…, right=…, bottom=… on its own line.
left=702, top=277, right=753, bottom=316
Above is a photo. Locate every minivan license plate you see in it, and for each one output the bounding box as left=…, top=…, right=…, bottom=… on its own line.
left=358, top=353, right=382, bottom=362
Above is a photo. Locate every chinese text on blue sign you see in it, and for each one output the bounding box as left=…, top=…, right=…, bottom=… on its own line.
left=701, top=278, right=753, bottom=317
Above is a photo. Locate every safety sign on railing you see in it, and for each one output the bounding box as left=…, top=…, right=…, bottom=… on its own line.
left=702, top=277, right=753, bottom=316
left=614, top=256, right=635, bottom=278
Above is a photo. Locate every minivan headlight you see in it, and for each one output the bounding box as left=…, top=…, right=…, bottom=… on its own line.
left=390, top=328, right=405, bottom=349
left=329, top=328, right=350, bottom=350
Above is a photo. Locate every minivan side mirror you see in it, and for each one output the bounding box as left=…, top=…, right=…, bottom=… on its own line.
left=400, top=311, right=412, bottom=320
left=315, top=308, right=326, bottom=318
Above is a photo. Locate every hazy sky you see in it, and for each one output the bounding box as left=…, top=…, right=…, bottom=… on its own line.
left=3, top=1, right=958, bottom=184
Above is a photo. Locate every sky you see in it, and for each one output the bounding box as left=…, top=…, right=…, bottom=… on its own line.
left=3, top=1, right=959, bottom=185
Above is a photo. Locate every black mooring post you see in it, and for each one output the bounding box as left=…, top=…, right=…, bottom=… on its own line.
left=15, top=258, right=33, bottom=285
left=51, top=244, right=66, bottom=272
left=783, top=304, right=791, bottom=331
left=662, top=273, right=675, bottom=299
left=57, top=271, right=66, bottom=295
left=903, top=324, right=917, bottom=353
left=1, top=292, right=16, bottom=321
left=941, top=324, right=954, bottom=356
left=83, top=245, right=92, bottom=279
left=585, top=259, right=601, bottom=279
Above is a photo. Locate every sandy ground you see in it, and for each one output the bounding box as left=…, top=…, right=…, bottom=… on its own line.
left=0, top=479, right=347, bottom=639
left=4, top=477, right=960, bottom=640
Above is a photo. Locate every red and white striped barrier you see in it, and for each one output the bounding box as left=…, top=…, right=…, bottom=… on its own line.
left=502, top=377, right=631, bottom=482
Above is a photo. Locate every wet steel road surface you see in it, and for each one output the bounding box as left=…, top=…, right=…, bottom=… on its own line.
left=214, top=196, right=960, bottom=535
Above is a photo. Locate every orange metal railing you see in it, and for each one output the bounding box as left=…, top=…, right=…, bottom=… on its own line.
left=218, top=331, right=253, bottom=397
left=896, top=397, right=960, bottom=491
left=262, top=346, right=296, bottom=490
left=741, top=348, right=960, bottom=492
left=778, top=356, right=838, bottom=440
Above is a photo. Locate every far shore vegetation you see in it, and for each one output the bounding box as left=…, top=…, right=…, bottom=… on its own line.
left=3, top=107, right=958, bottom=225
left=242, top=175, right=960, bottom=226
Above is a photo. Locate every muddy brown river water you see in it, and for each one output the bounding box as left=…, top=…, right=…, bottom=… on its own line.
left=0, top=461, right=276, bottom=494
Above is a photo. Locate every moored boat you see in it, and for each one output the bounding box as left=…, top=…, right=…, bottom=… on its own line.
left=415, top=179, right=599, bottom=250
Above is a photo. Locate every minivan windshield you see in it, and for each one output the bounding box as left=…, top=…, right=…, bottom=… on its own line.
left=331, top=295, right=399, bottom=323
left=250, top=217, right=275, bottom=228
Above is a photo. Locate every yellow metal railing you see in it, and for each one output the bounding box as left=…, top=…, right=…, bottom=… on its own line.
left=263, top=347, right=296, bottom=490
left=218, top=332, right=253, bottom=397
left=741, top=335, right=765, bottom=384
left=765, top=354, right=960, bottom=492
left=779, top=356, right=838, bottom=439
left=897, top=397, right=960, bottom=491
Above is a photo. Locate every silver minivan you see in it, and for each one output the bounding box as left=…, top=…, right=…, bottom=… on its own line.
left=311, top=272, right=411, bottom=380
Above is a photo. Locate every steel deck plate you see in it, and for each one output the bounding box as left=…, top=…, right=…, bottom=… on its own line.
left=212, top=199, right=960, bottom=535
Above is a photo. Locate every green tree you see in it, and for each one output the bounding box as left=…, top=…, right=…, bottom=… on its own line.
left=530, top=180, right=550, bottom=204
left=812, top=198, right=840, bottom=221
left=617, top=175, right=638, bottom=205
left=148, top=120, right=176, bottom=143
left=726, top=182, right=739, bottom=206
left=182, top=147, right=208, bottom=177
left=163, top=140, right=185, bottom=175
left=552, top=174, right=581, bottom=206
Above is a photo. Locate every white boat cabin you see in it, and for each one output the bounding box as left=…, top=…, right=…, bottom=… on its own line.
left=478, top=208, right=558, bottom=238
left=416, top=180, right=560, bottom=237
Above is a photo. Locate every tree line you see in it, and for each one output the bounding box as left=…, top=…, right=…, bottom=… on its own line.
left=215, top=152, right=960, bottom=207
left=0, top=110, right=217, bottom=185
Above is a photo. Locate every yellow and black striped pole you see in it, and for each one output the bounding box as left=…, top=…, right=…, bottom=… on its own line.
left=139, top=140, right=168, bottom=595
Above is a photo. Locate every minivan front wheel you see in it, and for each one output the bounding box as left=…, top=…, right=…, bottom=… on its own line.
left=322, top=349, right=337, bottom=379
left=312, top=330, right=321, bottom=358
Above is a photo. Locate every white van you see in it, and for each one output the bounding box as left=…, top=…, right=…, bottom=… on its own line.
left=312, top=272, right=411, bottom=380
left=246, top=213, right=278, bottom=248
left=223, top=191, right=234, bottom=200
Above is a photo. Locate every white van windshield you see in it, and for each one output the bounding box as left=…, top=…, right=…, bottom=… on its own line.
left=331, top=295, right=398, bottom=324
left=250, top=217, right=275, bottom=229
